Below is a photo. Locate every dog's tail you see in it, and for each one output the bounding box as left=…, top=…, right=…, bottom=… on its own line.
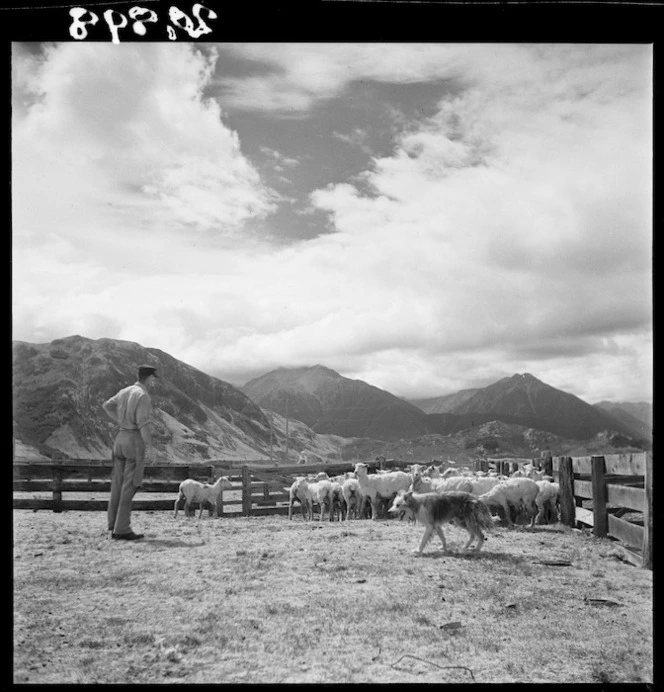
left=471, top=498, right=495, bottom=532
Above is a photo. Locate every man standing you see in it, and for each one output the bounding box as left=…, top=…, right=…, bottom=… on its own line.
left=102, top=364, right=158, bottom=540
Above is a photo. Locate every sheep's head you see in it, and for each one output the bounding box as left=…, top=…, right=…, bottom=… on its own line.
left=216, top=476, right=232, bottom=490
left=354, top=463, right=368, bottom=476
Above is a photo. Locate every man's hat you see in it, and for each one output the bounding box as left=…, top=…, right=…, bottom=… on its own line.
left=138, top=364, right=158, bottom=379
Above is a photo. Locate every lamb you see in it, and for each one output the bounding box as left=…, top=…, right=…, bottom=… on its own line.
left=174, top=476, right=233, bottom=518
left=341, top=477, right=365, bottom=520
left=305, top=477, right=334, bottom=521
left=354, top=462, right=411, bottom=520
left=329, top=480, right=346, bottom=521
left=535, top=480, right=560, bottom=524
left=288, top=476, right=312, bottom=520
left=478, top=477, right=539, bottom=528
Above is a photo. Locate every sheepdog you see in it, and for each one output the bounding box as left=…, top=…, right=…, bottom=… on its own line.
left=388, top=490, right=494, bottom=555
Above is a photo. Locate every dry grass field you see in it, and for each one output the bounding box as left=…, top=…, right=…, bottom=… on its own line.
left=13, top=509, right=652, bottom=684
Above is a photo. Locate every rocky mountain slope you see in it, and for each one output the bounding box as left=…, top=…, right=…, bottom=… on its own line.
left=411, top=373, right=650, bottom=443
left=12, top=336, right=280, bottom=462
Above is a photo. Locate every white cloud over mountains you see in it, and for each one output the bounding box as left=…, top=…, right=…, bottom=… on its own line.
left=12, top=42, right=652, bottom=404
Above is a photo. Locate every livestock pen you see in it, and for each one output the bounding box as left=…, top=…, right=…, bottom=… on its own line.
left=13, top=452, right=652, bottom=567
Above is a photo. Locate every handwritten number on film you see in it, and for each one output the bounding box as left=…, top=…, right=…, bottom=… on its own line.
left=69, top=4, right=217, bottom=43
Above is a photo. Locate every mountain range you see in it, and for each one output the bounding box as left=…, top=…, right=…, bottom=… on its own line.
left=242, top=368, right=651, bottom=444
left=12, top=336, right=651, bottom=462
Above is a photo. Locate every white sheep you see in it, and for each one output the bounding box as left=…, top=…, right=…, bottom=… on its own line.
left=329, top=480, right=346, bottom=521
left=478, top=477, right=539, bottom=528
left=341, top=477, right=365, bottom=520
left=288, top=476, right=312, bottom=520
left=305, top=478, right=334, bottom=521
left=422, top=465, right=442, bottom=478
left=469, top=475, right=502, bottom=497
left=411, top=473, right=474, bottom=495
left=535, top=480, right=560, bottom=524
left=174, top=476, right=233, bottom=518
left=354, top=463, right=411, bottom=520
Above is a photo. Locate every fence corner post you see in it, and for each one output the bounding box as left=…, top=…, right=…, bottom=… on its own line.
left=591, top=455, right=607, bottom=538
left=642, top=452, right=653, bottom=569
left=558, top=456, right=575, bottom=527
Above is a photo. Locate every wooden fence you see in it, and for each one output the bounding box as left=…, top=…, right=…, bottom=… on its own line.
left=552, top=453, right=652, bottom=570
left=12, top=459, right=386, bottom=517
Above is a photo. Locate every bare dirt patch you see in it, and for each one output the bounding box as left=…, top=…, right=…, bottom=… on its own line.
left=13, top=510, right=652, bottom=683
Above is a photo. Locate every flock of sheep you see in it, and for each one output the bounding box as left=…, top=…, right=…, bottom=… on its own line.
left=171, top=461, right=560, bottom=531
left=286, top=462, right=560, bottom=528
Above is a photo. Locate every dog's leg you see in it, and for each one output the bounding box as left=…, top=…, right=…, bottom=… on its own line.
left=434, top=525, right=448, bottom=552
left=461, top=528, right=475, bottom=551
left=474, top=530, right=485, bottom=552
left=415, top=526, right=434, bottom=554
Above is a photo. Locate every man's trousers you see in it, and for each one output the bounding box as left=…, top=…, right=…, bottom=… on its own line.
left=108, top=430, right=145, bottom=535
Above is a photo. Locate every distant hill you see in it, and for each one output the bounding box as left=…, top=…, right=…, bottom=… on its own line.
left=595, top=400, right=652, bottom=428
left=409, top=388, right=480, bottom=414
left=242, top=365, right=432, bottom=441
left=423, top=373, right=650, bottom=443
left=13, top=336, right=279, bottom=462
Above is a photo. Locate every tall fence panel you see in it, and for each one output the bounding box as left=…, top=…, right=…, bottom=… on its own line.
left=553, top=453, right=651, bottom=569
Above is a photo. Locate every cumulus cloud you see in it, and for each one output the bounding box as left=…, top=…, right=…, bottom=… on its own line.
left=12, top=43, right=276, bottom=242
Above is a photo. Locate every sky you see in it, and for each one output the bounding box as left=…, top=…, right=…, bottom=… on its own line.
left=11, top=42, right=653, bottom=405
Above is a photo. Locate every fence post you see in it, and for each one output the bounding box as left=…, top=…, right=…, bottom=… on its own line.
left=52, top=466, right=63, bottom=513
left=542, top=455, right=553, bottom=478
left=590, top=456, right=607, bottom=538
left=242, top=466, right=252, bottom=517
left=642, top=452, right=652, bottom=569
left=207, top=464, right=215, bottom=517
left=558, top=456, right=575, bottom=527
